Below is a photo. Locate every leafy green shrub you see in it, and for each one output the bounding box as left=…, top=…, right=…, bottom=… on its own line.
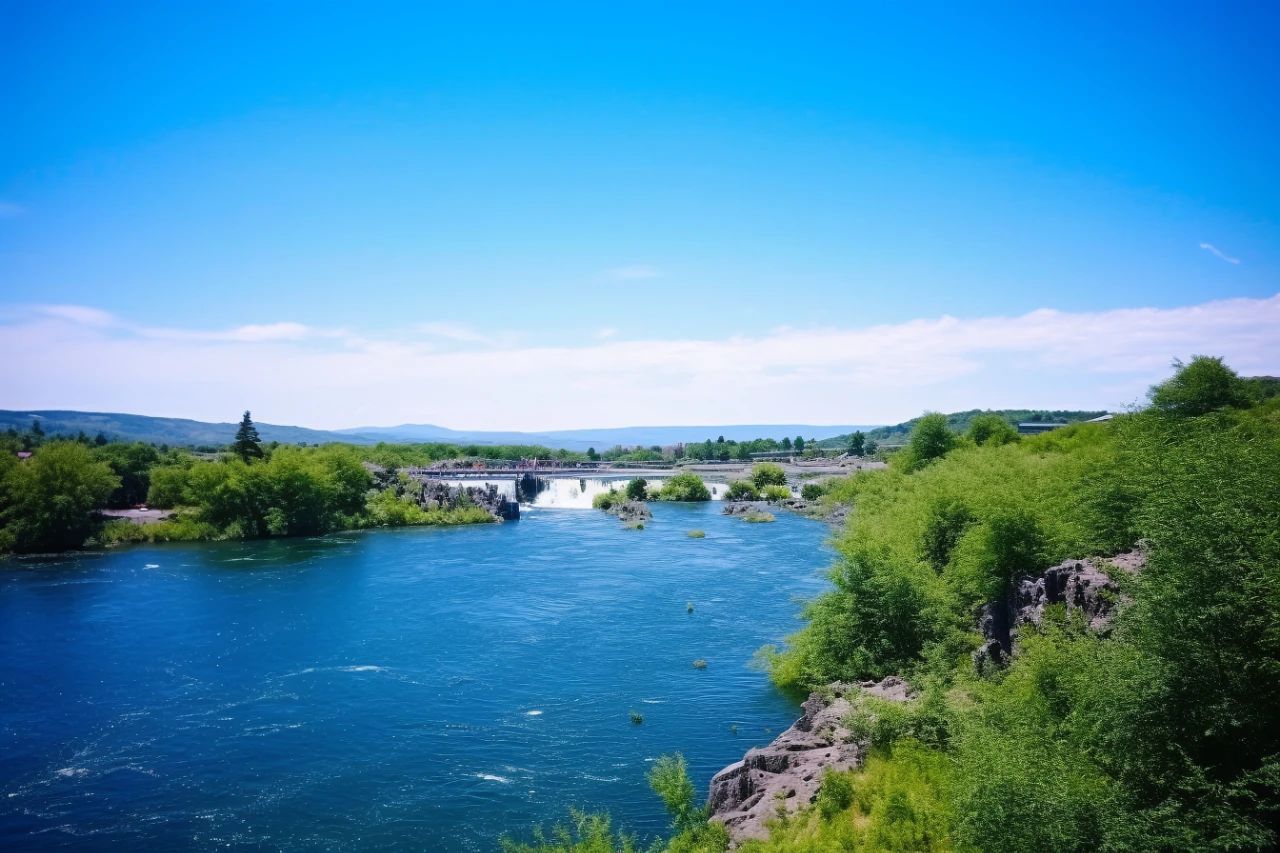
left=816, top=768, right=855, bottom=820
left=500, top=809, right=639, bottom=853
left=625, top=478, right=648, bottom=501
left=899, top=412, right=957, bottom=472
left=740, top=742, right=953, bottom=852
left=96, top=516, right=220, bottom=545
left=726, top=480, right=760, bottom=501
left=592, top=489, right=622, bottom=510
left=742, top=510, right=775, bottom=523
left=658, top=473, right=711, bottom=502
left=751, top=463, right=787, bottom=488
left=1148, top=355, right=1250, bottom=416
left=686, top=529, right=705, bottom=538
left=965, top=413, right=1019, bottom=447
left=0, top=441, right=120, bottom=553
left=800, top=482, right=826, bottom=501
left=761, top=485, right=791, bottom=502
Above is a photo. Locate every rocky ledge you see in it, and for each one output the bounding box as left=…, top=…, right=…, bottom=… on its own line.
left=974, top=549, right=1145, bottom=672
left=607, top=500, right=652, bottom=525
left=721, top=500, right=770, bottom=516
left=708, top=677, right=914, bottom=844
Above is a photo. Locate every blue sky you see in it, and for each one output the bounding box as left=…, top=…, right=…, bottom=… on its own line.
left=2, top=2, right=1278, bottom=428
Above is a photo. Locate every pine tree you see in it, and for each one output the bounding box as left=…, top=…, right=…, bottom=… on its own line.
left=233, top=410, right=264, bottom=462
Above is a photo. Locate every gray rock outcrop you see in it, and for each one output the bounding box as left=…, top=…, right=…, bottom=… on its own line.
left=608, top=500, right=652, bottom=525
left=974, top=550, right=1144, bottom=673
left=411, top=479, right=520, bottom=520
left=722, top=501, right=770, bottom=516
left=708, top=678, right=914, bottom=844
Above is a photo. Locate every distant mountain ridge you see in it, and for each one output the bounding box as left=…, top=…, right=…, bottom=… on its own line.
left=339, top=422, right=879, bottom=450
left=0, top=409, right=878, bottom=451
left=0, top=410, right=385, bottom=448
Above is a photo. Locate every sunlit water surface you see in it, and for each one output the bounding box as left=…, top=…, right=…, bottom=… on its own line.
left=0, top=504, right=831, bottom=851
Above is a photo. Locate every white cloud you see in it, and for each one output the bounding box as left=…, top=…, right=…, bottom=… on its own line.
left=604, top=264, right=660, bottom=280
left=1199, top=242, right=1241, bottom=264
left=1, top=295, right=1277, bottom=430
left=595, top=327, right=619, bottom=339
left=31, top=304, right=118, bottom=327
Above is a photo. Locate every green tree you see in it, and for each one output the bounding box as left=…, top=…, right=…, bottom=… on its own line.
left=903, top=412, right=956, bottom=471
left=233, top=410, right=265, bottom=462
left=586, top=447, right=599, bottom=461
left=794, top=435, right=805, bottom=452
left=781, top=436, right=792, bottom=451
left=94, top=441, right=161, bottom=507
left=848, top=430, right=866, bottom=456
left=0, top=441, right=119, bottom=553
left=1148, top=355, right=1250, bottom=416
left=625, top=478, right=648, bottom=501
left=966, top=413, right=1019, bottom=447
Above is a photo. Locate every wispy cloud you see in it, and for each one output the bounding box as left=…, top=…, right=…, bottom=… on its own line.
left=1199, top=242, right=1241, bottom=265
left=595, top=327, right=618, bottom=339
left=0, top=201, right=24, bottom=218
left=604, top=264, right=660, bottom=281
left=2, top=295, right=1277, bottom=430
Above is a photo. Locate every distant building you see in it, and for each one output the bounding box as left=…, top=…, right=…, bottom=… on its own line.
left=1017, top=422, right=1067, bottom=435
left=1018, top=414, right=1115, bottom=435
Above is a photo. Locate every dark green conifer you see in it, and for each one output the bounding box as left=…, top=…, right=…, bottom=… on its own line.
left=233, top=410, right=264, bottom=462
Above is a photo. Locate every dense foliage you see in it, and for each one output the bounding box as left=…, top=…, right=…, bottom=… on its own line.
left=0, top=441, right=120, bottom=552
left=0, top=427, right=509, bottom=553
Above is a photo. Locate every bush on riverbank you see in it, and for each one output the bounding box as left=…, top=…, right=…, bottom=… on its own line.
left=593, top=489, right=623, bottom=510
left=0, top=441, right=120, bottom=553
left=760, top=485, right=791, bottom=502
left=657, top=473, right=711, bottom=502
left=750, top=463, right=787, bottom=488
left=725, top=480, right=760, bottom=501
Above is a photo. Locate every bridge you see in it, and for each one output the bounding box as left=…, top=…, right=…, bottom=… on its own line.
left=403, top=465, right=679, bottom=479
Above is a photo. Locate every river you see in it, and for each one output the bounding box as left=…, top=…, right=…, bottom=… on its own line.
left=0, top=503, right=831, bottom=851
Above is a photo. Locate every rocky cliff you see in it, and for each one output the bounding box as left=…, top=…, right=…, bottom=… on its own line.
left=707, top=677, right=913, bottom=844
left=973, top=549, right=1143, bottom=672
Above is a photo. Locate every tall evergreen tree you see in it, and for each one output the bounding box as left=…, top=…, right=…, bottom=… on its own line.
left=233, top=411, right=264, bottom=462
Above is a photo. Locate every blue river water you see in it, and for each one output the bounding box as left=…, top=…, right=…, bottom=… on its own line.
left=0, top=503, right=832, bottom=851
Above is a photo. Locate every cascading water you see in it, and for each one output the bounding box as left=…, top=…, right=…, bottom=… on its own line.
left=422, top=475, right=726, bottom=509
